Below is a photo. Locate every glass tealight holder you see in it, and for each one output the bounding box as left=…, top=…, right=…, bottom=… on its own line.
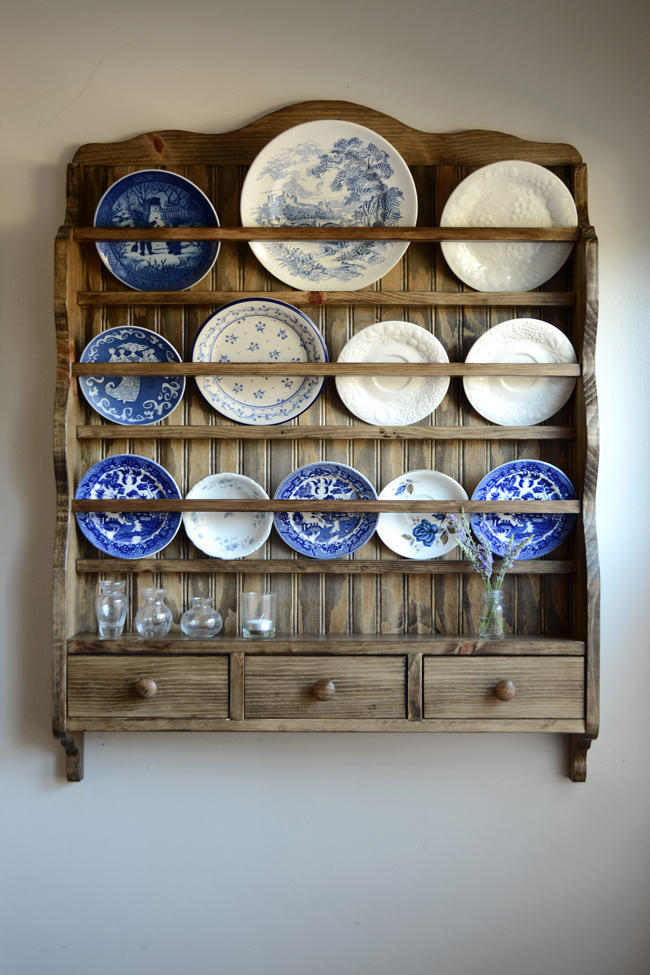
left=95, top=580, right=128, bottom=638
left=180, top=597, right=223, bottom=638
left=241, top=591, right=277, bottom=639
left=135, top=588, right=173, bottom=638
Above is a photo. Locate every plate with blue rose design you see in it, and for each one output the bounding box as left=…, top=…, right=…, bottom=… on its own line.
left=79, top=326, right=185, bottom=425
left=274, top=462, right=378, bottom=559
left=241, top=120, right=417, bottom=290
left=94, top=169, right=220, bottom=291
left=75, top=454, right=182, bottom=559
left=193, top=298, right=328, bottom=424
left=183, top=473, right=273, bottom=558
left=470, top=460, right=577, bottom=559
left=377, top=470, right=468, bottom=559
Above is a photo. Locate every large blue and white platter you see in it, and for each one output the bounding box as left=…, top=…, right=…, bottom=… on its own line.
left=79, top=326, right=185, bottom=425
left=274, top=462, right=378, bottom=559
left=94, top=169, right=220, bottom=291
left=183, top=473, right=273, bottom=558
left=470, top=460, right=577, bottom=559
left=75, top=455, right=182, bottom=559
left=241, top=120, right=418, bottom=290
left=193, top=297, right=328, bottom=424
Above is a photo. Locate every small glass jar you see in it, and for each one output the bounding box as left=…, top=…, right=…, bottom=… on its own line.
left=180, top=597, right=222, bottom=638
left=95, top=580, right=128, bottom=638
left=135, top=588, right=173, bottom=638
left=478, top=589, right=506, bottom=640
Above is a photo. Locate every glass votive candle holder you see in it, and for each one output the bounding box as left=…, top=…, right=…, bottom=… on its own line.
left=241, top=591, right=277, bottom=639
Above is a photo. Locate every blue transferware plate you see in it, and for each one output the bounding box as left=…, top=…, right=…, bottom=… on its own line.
left=79, top=326, right=185, bottom=425
left=193, top=297, right=328, bottom=424
left=274, top=462, right=378, bottom=559
left=94, top=169, right=220, bottom=291
left=470, top=460, right=577, bottom=559
left=241, top=120, right=418, bottom=291
left=75, top=454, right=182, bottom=559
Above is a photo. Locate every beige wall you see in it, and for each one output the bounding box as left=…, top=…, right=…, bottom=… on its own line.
left=1, top=1, right=649, bottom=972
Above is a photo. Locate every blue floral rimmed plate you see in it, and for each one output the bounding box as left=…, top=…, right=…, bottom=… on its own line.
left=192, top=297, right=328, bottom=424
left=273, top=462, right=378, bottom=559
left=470, top=459, right=577, bottom=559
left=183, top=473, right=273, bottom=558
left=75, top=454, right=182, bottom=559
left=79, top=326, right=185, bottom=425
left=377, top=470, right=468, bottom=559
left=94, top=169, right=220, bottom=291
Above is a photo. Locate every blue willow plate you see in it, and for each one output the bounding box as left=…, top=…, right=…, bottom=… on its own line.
left=94, top=169, right=220, bottom=291
left=193, top=297, right=328, bottom=424
left=79, top=326, right=185, bottom=425
left=470, top=460, right=577, bottom=559
left=241, top=120, right=418, bottom=290
left=274, top=462, right=378, bottom=559
left=75, top=454, right=182, bottom=559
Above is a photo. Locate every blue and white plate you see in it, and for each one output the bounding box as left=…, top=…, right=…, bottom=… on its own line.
left=193, top=297, right=328, bottom=424
left=377, top=470, right=468, bottom=559
left=183, top=473, right=273, bottom=558
left=79, top=326, right=185, bottom=425
left=94, top=170, right=220, bottom=291
left=274, top=462, right=378, bottom=559
left=75, top=454, right=182, bottom=559
left=470, top=460, right=577, bottom=559
left=241, top=120, right=418, bottom=290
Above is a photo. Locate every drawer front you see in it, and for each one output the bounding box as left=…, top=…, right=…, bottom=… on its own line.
left=68, top=655, right=229, bottom=718
left=423, top=657, right=584, bottom=719
left=245, top=656, right=406, bottom=719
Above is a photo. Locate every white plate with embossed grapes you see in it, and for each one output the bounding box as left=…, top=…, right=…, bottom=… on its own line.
left=377, top=470, right=468, bottom=559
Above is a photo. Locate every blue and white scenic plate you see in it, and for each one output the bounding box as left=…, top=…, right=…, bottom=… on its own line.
left=470, top=460, right=577, bottom=559
left=274, top=462, right=378, bottom=559
left=75, top=454, right=182, bottom=559
left=377, top=470, right=468, bottom=559
left=241, top=120, right=418, bottom=290
left=193, top=297, right=328, bottom=424
left=183, top=473, right=273, bottom=558
left=79, top=326, right=185, bottom=425
left=94, top=169, right=220, bottom=291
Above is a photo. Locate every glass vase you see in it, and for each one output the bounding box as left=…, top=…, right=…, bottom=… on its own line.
left=135, top=588, right=173, bottom=638
left=478, top=589, right=505, bottom=640
left=180, top=597, right=222, bottom=638
left=95, top=580, right=127, bottom=638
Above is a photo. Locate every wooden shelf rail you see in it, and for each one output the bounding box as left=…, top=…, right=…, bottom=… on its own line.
left=73, top=226, right=581, bottom=243
left=71, top=362, right=582, bottom=378
left=72, top=499, right=581, bottom=514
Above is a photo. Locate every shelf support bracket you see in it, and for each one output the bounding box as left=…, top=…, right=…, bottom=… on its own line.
left=569, top=733, right=593, bottom=782
left=59, top=734, right=84, bottom=782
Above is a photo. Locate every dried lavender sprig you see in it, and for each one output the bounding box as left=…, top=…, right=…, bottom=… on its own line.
left=448, top=510, right=493, bottom=588
left=494, top=532, right=534, bottom=590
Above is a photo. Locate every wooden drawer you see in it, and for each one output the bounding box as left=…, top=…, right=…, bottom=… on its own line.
left=68, top=655, right=229, bottom=718
left=423, top=658, right=584, bottom=719
left=245, top=656, right=406, bottom=719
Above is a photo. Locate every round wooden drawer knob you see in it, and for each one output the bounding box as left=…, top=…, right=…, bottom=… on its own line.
left=135, top=678, right=157, bottom=700
left=313, top=679, right=336, bottom=702
left=495, top=680, right=516, bottom=702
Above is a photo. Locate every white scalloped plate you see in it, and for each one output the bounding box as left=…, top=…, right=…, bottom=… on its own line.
left=377, top=470, right=468, bottom=559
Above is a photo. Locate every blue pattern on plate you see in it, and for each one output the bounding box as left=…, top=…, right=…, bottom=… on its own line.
left=274, top=462, right=378, bottom=559
left=470, top=460, right=577, bottom=559
left=80, top=326, right=184, bottom=425
left=75, top=454, right=182, bottom=559
left=94, top=170, right=219, bottom=291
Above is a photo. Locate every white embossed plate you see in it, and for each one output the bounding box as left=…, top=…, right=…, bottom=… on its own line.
left=183, top=473, right=273, bottom=558
left=440, top=160, right=577, bottom=291
left=377, top=470, right=468, bottom=559
left=464, top=318, right=577, bottom=425
left=335, top=321, right=450, bottom=425
left=241, top=120, right=417, bottom=290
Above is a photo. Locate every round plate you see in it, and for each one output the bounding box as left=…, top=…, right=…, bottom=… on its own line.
left=464, top=318, right=577, bottom=425
left=440, top=160, right=577, bottom=291
left=470, top=460, right=577, bottom=559
left=94, top=169, right=220, bottom=291
left=193, top=297, right=328, bottom=424
left=183, top=473, right=272, bottom=558
left=79, top=326, right=185, bottom=425
left=377, top=470, right=468, bottom=559
left=335, top=321, right=450, bottom=425
left=241, top=120, right=418, bottom=290
left=75, top=454, right=182, bottom=559
left=274, top=462, right=378, bottom=559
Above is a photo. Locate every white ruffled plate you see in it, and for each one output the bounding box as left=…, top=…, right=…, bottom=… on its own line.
left=183, top=473, right=272, bottom=558
left=377, top=470, right=468, bottom=559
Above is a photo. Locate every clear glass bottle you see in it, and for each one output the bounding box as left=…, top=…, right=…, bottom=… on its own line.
left=180, top=596, right=223, bottom=638
left=135, top=588, right=173, bottom=638
left=95, top=580, right=128, bottom=638
left=478, top=589, right=506, bottom=640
